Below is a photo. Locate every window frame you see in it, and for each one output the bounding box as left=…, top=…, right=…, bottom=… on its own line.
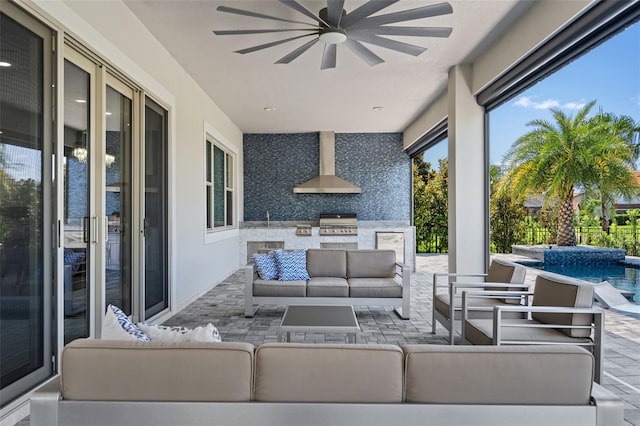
left=203, top=123, right=238, bottom=243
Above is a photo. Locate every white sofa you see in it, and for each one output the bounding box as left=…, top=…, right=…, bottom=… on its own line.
left=31, top=339, right=623, bottom=426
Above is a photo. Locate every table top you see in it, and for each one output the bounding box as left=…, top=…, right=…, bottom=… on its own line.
left=280, top=305, right=359, bottom=329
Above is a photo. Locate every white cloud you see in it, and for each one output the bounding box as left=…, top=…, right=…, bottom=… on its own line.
left=513, top=96, right=585, bottom=110
left=563, top=102, right=586, bottom=110
left=535, top=99, right=560, bottom=109
left=632, top=94, right=640, bottom=106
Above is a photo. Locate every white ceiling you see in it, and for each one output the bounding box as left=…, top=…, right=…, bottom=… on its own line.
left=124, top=0, right=532, bottom=133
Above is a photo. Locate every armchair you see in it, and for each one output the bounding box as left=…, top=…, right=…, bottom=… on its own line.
left=462, top=272, right=603, bottom=383
left=432, top=258, right=528, bottom=344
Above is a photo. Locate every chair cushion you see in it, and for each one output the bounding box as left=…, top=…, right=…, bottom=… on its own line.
left=464, top=318, right=593, bottom=346
left=434, top=294, right=523, bottom=320
left=346, top=250, right=395, bottom=278
left=307, top=277, right=349, bottom=297
left=254, top=343, right=403, bottom=403
left=348, top=278, right=401, bottom=298
left=253, top=279, right=306, bottom=297
left=402, top=344, right=593, bottom=405
left=61, top=339, right=255, bottom=402
left=485, top=259, right=527, bottom=304
left=306, top=249, right=347, bottom=278
left=532, top=273, right=594, bottom=338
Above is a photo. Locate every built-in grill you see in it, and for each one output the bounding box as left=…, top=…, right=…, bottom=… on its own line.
left=319, top=213, right=358, bottom=236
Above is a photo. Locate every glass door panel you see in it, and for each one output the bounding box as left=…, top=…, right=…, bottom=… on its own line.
left=143, top=99, right=168, bottom=318
left=62, top=59, right=91, bottom=344
left=105, top=84, right=132, bottom=315
left=0, top=5, right=53, bottom=406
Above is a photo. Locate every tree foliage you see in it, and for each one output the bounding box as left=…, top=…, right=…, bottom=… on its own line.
left=490, top=169, right=527, bottom=253
left=503, top=101, right=639, bottom=246
left=413, top=158, right=448, bottom=252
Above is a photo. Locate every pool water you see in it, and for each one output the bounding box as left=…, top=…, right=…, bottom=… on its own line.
left=520, top=261, right=640, bottom=304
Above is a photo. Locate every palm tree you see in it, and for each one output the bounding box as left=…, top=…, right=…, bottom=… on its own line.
left=588, top=112, right=640, bottom=232
left=502, top=100, right=636, bottom=246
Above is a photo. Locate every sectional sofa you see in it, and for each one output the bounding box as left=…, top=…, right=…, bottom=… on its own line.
left=31, top=339, right=622, bottom=426
left=245, top=249, right=411, bottom=319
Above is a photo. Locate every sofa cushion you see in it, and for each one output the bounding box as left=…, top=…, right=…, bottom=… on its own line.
left=306, top=249, right=347, bottom=278
left=254, top=343, right=403, bottom=403
left=61, top=339, right=255, bottom=402
left=346, top=250, right=395, bottom=278
left=274, top=250, right=310, bottom=281
left=252, top=251, right=279, bottom=280
left=464, top=318, right=594, bottom=346
left=307, top=277, right=349, bottom=297
left=402, top=345, right=593, bottom=405
left=532, top=273, right=594, bottom=338
left=348, top=278, right=401, bottom=298
left=253, top=279, right=306, bottom=297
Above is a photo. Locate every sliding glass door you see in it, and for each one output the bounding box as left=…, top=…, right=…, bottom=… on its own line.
left=143, top=98, right=169, bottom=318
left=104, top=79, right=133, bottom=316
left=0, top=3, right=53, bottom=406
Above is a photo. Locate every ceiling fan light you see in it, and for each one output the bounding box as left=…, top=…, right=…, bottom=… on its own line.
left=319, top=29, right=347, bottom=45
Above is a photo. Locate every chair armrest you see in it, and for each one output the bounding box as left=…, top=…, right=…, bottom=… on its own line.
left=461, top=290, right=534, bottom=325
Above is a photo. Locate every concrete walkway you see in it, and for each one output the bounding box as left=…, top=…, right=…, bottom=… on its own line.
left=159, top=253, right=640, bottom=425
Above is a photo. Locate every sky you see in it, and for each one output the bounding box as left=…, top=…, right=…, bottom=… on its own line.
left=423, top=21, right=640, bottom=167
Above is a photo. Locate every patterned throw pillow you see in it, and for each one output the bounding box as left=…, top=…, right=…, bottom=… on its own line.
left=137, top=323, right=222, bottom=342
left=275, top=250, right=310, bottom=281
left=101, top=304, right=151, bottom=342
left=252, top=251, right=279, bottom=280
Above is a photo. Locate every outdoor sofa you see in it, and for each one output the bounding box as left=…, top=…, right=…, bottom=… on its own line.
left=245, top=248, right=410, bottom=319
left=31, top=339, right=622, bottom=426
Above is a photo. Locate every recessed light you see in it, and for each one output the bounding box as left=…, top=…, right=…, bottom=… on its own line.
left=264, top=107, right=276, bottom=112
left=0, top=61, right=11, bottom=67
left=75, top=99, right=87, bottom=103
left=372, top=106, right=384, bottom=111
left=105, top=112, right=112, bottom=116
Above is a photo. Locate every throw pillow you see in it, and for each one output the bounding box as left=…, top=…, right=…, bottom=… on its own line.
left=137, top=323, right=222, bottom=342
left=101, top=304, right=151, bottom=342
left=252, top=251, right=279, bottom=280
left=274, top=249, right=310, bottom=281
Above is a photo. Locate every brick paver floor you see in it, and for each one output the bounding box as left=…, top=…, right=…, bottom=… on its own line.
left=163, top=253, right=640, bottom=425
left=18, top=253, right=640, bottom=425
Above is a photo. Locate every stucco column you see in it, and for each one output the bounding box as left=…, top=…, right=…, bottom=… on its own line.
left=447, top=64, right=487, bottom=274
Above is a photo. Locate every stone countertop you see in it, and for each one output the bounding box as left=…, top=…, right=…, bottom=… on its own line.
left=240, top=221, right=412, bottom=229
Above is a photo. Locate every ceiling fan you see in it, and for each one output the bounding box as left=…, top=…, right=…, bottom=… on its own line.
left=213, top=0, right=453, bottom=70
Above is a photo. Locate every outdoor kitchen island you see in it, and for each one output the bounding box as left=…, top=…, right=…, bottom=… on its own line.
left=239, top=220, right=416, bottom=271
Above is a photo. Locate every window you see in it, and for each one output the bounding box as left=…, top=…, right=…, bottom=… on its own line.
left=205, top=138, right=235, bottom=231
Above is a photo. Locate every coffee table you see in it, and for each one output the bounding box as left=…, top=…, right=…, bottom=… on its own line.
left=278, top=305, right=360, bottom=343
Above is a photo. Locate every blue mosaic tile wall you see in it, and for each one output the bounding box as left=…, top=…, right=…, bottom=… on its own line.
left=243, top=133, right=411, bottom=221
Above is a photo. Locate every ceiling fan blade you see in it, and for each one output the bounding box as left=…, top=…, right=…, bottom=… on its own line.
left=321, top=44, right=337, bottom=69
left=276, top=38, right=320, bottom=64
left=326, top=0, right=346, bottom=27
left=354, top=2, right=453, bottom=27
left=349, top=33, right=426, bottom=56
left=217, top=5, right=315, bottom=27
left=278, top=0, right=330, bottom=27
left=235, top=33, right=317, bottom=55
left=349, top=26, right=452, bottom=38
left=214, top=28, right=318, bottom=36
left=344, top=39, right=384, bottom=66
left=340, top=0, right=399, bottom=28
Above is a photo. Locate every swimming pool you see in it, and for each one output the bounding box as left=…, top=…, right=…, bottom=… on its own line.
left=519, top=261, right=640, bottom=304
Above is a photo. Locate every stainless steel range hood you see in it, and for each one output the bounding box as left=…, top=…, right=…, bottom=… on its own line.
left=293, top=131, right=361, bottom=194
